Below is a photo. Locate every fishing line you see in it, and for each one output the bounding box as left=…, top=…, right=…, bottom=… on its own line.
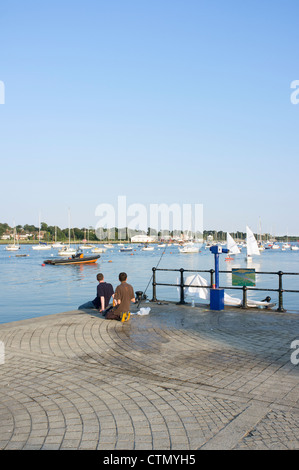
left=136, top=244, right=169, bottom=308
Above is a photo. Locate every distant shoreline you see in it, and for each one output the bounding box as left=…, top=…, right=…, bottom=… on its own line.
left=0, top=240, right=126, bottom=245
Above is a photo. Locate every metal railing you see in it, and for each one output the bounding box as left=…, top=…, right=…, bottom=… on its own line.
left=151, top=267, right=299, bottom=312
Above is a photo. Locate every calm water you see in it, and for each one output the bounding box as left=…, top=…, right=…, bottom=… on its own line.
left=0, top=243, right=299, bottom=324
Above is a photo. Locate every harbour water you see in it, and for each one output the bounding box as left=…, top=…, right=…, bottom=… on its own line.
left=0, top=243, right=299, bottom=324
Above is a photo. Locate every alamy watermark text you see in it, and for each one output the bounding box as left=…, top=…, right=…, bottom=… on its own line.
left=95, top=196, right=203, bottom=241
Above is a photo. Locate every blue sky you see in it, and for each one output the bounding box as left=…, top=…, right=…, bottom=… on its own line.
left=0, top=0, right=299, bottom=235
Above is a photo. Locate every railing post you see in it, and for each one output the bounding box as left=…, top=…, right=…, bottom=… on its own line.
left=177, top=268, right=186, bottom=305
left=151, top=267, right=157, bottom=302
left=242, top=286, right=247, bottom=308
left=277, top=271, right=285, bottom=312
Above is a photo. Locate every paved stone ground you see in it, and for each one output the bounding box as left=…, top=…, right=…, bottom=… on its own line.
left=0, top=301, right=298, bottom=450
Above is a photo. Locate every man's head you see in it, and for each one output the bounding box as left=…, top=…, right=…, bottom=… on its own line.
left=119, top=272, right=127, bottom=282
left=97, top=273, right=104, bottom=282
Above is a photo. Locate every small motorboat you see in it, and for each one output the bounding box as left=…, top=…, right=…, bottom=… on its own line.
left=178, top=243, right=200, bottom=253
left=58, top=246, right=77, bottom=256
left=91, top=246, right=107, bottom=253
left=119, top=247, right=133, bottom=252
left=271, top=244, right=280, bottom=250
left=44, top=252, right=100, bottom=265
left=79, top=244, right=94, bottom=250
left=142, top=245, right=154, bottom=251
left=52, top=243, right=65, bottom=249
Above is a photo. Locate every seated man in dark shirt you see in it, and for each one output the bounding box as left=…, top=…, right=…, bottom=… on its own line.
left=78, top=273, right=114, bottom=312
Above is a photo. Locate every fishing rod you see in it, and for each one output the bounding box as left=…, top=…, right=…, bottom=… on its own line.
left=135, top=243, right=169, bottom=308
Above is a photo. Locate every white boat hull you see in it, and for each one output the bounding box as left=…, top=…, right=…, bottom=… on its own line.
left=32, top=245, right=51, bottom=250
left=179, top=247, right=199, bottom=253
left=6, top=245, right=20, bottom=251
left=58, top=248, right=77, bottom=256
left=91, top=247, right=106, bottom=253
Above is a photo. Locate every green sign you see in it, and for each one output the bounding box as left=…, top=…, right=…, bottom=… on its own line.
left=232, top=268, right=256, bottom=287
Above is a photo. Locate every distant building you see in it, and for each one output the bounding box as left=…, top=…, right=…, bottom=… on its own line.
left=38, top=231, right=46, bottom=240
left=18, top=234, right=32, bottom=240
left=130, top=234, right=157, bottom=243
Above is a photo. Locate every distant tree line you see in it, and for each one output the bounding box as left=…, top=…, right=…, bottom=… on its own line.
left=203, top=230, right=298, bottom=242
left=0, top=222, right=297, bottom=242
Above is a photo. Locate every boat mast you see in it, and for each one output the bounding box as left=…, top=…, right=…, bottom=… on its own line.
left=68, top=209, right=71, bottom=248
left=38, top=212, right=41, bottom=244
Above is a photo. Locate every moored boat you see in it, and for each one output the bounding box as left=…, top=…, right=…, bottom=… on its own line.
left=91, top=246, right=107, bottom=253
left=32, top=243, right=51, bottom=250
left=52, top=242, right=65, bottom=248
left=44, top=252, right=100, bottom=265
left=178, top=243, right=200, bottom=253
left=58, top=246, right=77, bottom=256
left=6, top=224, right=20, bottom=251
left=6, top=244, right=20, bottom=251
left=272, top=243, right=280, bottom=250
left=142, top=245, right=154, bottom=251
left=79, top=244, right=93, bottom=250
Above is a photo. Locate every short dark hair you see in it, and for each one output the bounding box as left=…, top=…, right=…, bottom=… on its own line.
left=119, top=272, right=127, bottom=282
left=97, top=273, right=104, bottom=281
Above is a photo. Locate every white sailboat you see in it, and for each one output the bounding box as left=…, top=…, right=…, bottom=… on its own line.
left=58, top=210, right=77, bottom=256
left=52, top=227, right=64, bottom=248
left=246, top=225, right=260, bottom=261
left=79, top=228, right=93, bottom=250
left=142, top=245, right=154, bottom=251
left=91, top=246, right=107, bottom=253
left=6, top=224, right=20, bottom=251
left=5, top=244, right=20, bottom=251
left=32, top=243, right=51, bottom=250
left=226, top=232, right=240, bottom=255
left=58, top=246, right=77, bottom=256
left=32, top=214, right=51, bottom=250
left=258, top=217, right=264, bottom=250
left=178, top=242, right=200, bottom=253
left=52, top=242, right=64, bottom=248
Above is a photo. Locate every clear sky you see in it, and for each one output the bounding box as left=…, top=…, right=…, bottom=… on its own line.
left=1, top=0, right=299, bottom=235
